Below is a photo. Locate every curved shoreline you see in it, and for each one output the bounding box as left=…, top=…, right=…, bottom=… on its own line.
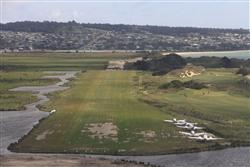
left=90, top=146, right=250, bottom=167
left=0, top=71, right=78, bottom=154
left=176, top=49, right=250, bottom=55
left=161, top=50, right=250, bottom=59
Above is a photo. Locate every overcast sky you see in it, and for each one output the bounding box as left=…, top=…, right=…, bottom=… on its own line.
left=1, top=0, right=249, bottom=29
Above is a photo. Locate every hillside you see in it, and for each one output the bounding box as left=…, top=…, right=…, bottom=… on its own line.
left=1, top=21, right=250, bottom=51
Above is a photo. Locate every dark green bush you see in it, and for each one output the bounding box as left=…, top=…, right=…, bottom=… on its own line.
left=236, top=67, right=250, bottom=76
left=159, top=80, right=207, bottom=90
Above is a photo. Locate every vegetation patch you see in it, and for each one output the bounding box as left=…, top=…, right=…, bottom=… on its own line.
left=236, top=67, right=250, bottom=76
left=125, top=53, right=186, bottom=75
left=159, top=80, right=207, bottom=90
left=186, top=56, right=250, bottom=68
left=0, top=71, right=58, bottom=111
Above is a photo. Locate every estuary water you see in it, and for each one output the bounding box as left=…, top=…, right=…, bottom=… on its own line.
left=93, top=147, right=250, bottom=167
left=177, top=50, right=250, bottom=59
left=0, top=71, right=78, bottom=154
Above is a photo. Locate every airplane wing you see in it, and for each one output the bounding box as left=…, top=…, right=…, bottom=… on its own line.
left=206, top=137, right=222, bottom=141
left=188, top=136, right=204, bottom=140
left=175, top=122, right=186, bottom=126
left=195, top=132, right=206, bottom=136
left=194, top=126, right=204, bottom=130
left=177, top=126, right=188, bottom=128
left=179, top=131, right=192, bottom=136
left=164, top=120, right=173, bottom=123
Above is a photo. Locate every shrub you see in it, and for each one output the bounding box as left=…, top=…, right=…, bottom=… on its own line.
left=236, top=67, right=250, bottom=76
left=159, top=80, right=207, bottom=90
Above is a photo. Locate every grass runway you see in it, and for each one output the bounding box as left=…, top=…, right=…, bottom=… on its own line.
left=11, top=71, right=215, bottom=155
left=1, top=53, right=249, bottom=155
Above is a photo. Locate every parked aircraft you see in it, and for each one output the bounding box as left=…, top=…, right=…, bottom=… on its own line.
left=164, top=118, right=198, bottom=127
left=164, top=118, right=177, bottom=123
left=164, top=118, right=186, bottom=123
left=179, top=131, right=206, bottom=137
left=188, top=134, right=222, bottom=141
left=50, top=109, right=56, bottom=114
left=177, top=124, right=204, bottom=130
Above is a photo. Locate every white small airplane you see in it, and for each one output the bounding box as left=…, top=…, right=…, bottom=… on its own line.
left=164, top=118, right=178, bottom=123
left=50, top=109, right=56, bottom=114
left=174, top=121, right=187, bottom=126
left=185, top=122, right=198, bottom=126
left=188, top=134, right=222, bottom=141
left=177, top=125, right=204, bottom=130
left=175, top=122, right=198, bottom=126
left=179, top=131, right=206, bottom=137
left=164, top=118, right=186, bottom=124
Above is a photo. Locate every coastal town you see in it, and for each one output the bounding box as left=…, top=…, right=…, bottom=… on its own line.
left=1, top=22, right=250, bottom=52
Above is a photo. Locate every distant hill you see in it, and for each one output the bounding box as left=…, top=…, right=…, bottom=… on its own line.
left=1, top=21, right=249, bottom=35
left=1, top=21, right=250, bottom=51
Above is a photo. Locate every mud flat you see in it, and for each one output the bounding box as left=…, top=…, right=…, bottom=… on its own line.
left=0, top=71, right=78, bottom=154
left=177, top=50, right=250, bottom=59
left=92, top=147, right=250, bottom=167
left=0, top=154, right=144, bottom=167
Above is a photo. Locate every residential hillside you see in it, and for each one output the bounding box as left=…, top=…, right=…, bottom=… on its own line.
left=1, top=21, right=250, bottom=51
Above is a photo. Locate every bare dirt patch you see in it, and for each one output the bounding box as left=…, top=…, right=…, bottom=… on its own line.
left=169, top=64, right=205, bottom=78
left=84, top=122, right=118, bottom=141
left=136, top=130, right=157, bottom=143
left=107, top=58, right=142, bottom=70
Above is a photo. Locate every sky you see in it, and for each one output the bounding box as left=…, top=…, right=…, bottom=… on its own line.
left=1, top=0, right=250, bottom=29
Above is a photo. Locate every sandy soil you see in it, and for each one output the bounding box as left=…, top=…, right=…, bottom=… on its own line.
left=85, top=122, right=118, bottom=141
left=0, top=154, right=144, bottom=167
left=169, top=64, right=205, bottom=78
left=136, top=130, right=157, bottom=143
left=107, top=57, right=142, bottom=70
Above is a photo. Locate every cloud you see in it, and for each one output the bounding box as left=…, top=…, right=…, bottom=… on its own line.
left=72, top=10, right=81, bottom=20
left=51, top=10, right=62, bottom=20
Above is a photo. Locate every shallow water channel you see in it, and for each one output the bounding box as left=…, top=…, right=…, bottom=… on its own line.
left=0, top=71, right=77, bottom=154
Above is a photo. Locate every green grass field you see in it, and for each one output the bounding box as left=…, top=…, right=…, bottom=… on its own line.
left=1, top=52, right=139, bottom=71
left=2, top=53, right=250, bottom=155
left=139, top=69, right=250, bottom=143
